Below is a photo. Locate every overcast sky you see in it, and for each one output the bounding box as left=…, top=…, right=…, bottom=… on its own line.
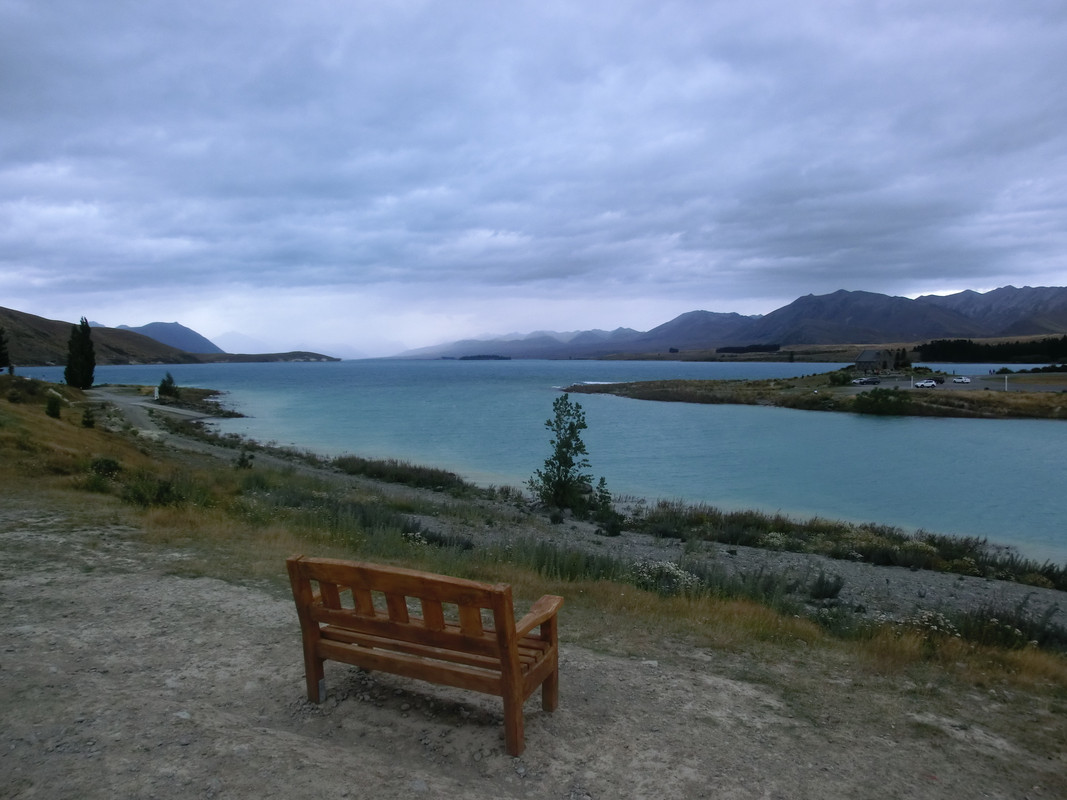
left=2, top=0, right=1065, bottom=356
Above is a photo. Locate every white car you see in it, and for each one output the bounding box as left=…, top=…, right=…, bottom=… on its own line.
left=952, top=376, right=972, bottom=384
left=914, top=379, right=937, bottom=388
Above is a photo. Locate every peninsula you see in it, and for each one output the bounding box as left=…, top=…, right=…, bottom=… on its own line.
left=565, top=369, right=1067, bottom=420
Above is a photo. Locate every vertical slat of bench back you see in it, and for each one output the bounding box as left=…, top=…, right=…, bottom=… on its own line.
left=351, top=587, right=374, bottom=615
left=423, top=599, right=446, bottom=631
left=320, top=581, right=342, bottom=608
left=458, top=605, right=484, bottom=637
left=385, top=592, right=410, bottom=624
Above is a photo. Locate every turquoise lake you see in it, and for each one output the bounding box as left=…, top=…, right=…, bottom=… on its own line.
left=33, top=359, right=1066, bottom=564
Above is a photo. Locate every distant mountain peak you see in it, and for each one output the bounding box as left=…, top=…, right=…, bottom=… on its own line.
left=117, top=321, right=225, bottom=354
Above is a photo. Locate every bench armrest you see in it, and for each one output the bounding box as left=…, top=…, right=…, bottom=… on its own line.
left=515, top=594, right=564, bottom=638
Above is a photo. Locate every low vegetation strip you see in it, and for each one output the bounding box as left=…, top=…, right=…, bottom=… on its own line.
left=624, top=499, right=1067, bottom=592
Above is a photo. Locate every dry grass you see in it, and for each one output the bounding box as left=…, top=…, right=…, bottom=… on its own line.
left=897, top=386, right=1067, bottom=419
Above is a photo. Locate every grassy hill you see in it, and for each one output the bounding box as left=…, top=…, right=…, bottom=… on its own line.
left=1, top=306, right=339, bottom=366
left=1, top=307, right=199, bottom=366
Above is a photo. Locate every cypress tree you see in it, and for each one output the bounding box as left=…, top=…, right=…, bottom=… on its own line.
left=64, top=317, right=96, bottom=389
left=0, top=324, right=10, bottom=370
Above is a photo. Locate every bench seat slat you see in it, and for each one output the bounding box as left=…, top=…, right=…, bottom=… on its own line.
left=316, top=639, right=503, bottom=695
left=311, top=606, right=501, bottom=657
left=321, top=626, right=502, bottom=672
left=321, top=626, right=551, bottom=674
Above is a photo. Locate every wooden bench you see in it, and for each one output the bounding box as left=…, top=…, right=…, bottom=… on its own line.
left=286, top=555, right=563, bottom=756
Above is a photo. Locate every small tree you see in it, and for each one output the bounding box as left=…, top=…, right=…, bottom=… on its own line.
left=64, top=317, right=96, bottom=389
left=528, top=393, right=593, bottom=511
left=158, top=371, right=179, bottom=398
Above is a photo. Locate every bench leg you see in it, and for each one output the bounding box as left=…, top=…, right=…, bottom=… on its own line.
left=502, top=691, right=525, bottom=757
left=541, top=616, right=560, bottom=712
left=304, top=654, right=326, bottom=703
left=541, top=663, right=559, bottom=712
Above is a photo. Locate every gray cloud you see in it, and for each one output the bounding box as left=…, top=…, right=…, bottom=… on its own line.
left=2, top=0, right=1066, bottom=355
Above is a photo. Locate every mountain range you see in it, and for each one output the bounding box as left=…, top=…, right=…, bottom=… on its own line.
left=399, top=286, right=1067, bottom=359
left=4, top=285, right=1067, bottom=366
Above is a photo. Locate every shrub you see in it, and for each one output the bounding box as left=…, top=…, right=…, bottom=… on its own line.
left=121, top=472, right=188, bottom=507
left=90, top=457, right=122, bottom=478
left=591, top=476, right=624, bottom=534
left=953, top=601, right=1067, bottom=652
left=630, top=559, right=701, bottom=596
left=45, top=395, right=61, bottom=418
left=853, top=387, right=911, bottom=415
left=808, top=572, right=845, bottom=600
left=333, top=455, right=471, bottom=493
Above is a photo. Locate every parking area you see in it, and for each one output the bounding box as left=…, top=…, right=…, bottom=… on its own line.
left=845, top=372, right=1067, bottom=393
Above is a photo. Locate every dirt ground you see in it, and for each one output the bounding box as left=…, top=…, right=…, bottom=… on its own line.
left=2, top=490, right=1065, bottom=800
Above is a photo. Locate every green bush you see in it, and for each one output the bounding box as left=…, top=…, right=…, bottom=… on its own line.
left=121, top=473, right=188, bottom=507
left=853, top=387, right=911, bottom=415
left=158, top=372, right=180, bottom=398
left=808, top=572, right=845, bottom=600
left=45, top=395, right=62, bottom=418
left=630, top=559, right=700, bottom=596
left=953, top=602, right=1067, bottom=652
left=90, top=457, right=122, bottom=477
left=333, top=455, right=472, bottom=493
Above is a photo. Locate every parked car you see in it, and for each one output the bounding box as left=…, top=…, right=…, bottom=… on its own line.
left=850, top=377, right=882, bottom=385
left=953, top=376, right=972, bottom=384
left=914, top=379, right=937, bottom=388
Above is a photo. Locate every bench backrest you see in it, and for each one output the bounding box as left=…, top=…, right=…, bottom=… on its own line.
left=286, top=556, right=518, bottom=660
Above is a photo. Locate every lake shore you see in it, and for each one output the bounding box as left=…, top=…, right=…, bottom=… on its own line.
left=92, top=383, right=1067, bottom=627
